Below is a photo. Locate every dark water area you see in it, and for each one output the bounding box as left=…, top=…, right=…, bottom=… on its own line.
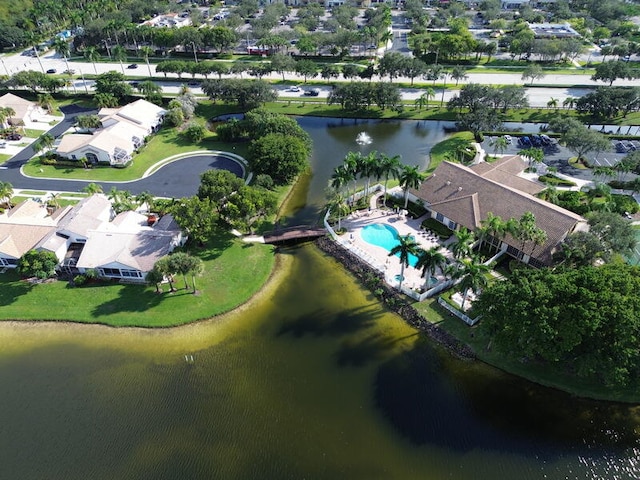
left=0, top=118, right=639, bottom=479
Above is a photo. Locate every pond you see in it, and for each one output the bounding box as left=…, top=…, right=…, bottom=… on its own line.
left=1, top=117, right=639, bottom=480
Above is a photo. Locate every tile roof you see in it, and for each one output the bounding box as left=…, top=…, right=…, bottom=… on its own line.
left=412, top=161, right=586, bottom=265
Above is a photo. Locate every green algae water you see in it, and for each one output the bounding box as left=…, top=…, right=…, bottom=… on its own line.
left=0, top=119, right=639, bottom=479
left=1, top=244, right=639, bottom=479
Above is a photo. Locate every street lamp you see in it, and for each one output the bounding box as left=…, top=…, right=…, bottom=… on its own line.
left=32, top=46, right=45, bottom=74
left=191, top=42, right=198, bottom=63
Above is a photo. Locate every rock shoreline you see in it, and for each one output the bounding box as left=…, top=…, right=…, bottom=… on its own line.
left=315, top=236, right=476, bottom=361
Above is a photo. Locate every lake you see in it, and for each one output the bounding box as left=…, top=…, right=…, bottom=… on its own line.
left=0, top=118, right=638, bottom=479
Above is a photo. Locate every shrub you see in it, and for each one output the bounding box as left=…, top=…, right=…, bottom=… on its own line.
left=73, top=274, right=87, bottom=286
left=254, top=174, right=274, bottom=190
left=538, top=174, right=576, bottom=187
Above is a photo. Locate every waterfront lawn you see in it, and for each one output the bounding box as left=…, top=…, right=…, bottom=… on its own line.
left=0, top=232, right=275, bottom=327
left=428, top=132, right=475, bottom=174
left=413, top=298, right=640, bottom=402
left=21, top=127, right=248, bottom=182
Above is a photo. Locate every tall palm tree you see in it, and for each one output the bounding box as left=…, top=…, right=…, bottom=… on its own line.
left=547, top=97, right=559, bottom=110
left=330, top=164, right=353, bottom=200
left=415, top=246, right=446, bottom=289
left=343, top=151, right=362, bottom=201
left=84, top=46, right=101, bottom=74
left=53, top=37, right=72, bottom=76
left=450, top=65, right=468, bottom=86
left=562, top=97, right=576, bottom=110
left=327, top=191, right=349, bottom=231
left=139, top=46, right=154, bottom=78
left=0, top=107, right=16, bottom=128
left=112, top=45, right=127, bottom=74
left=398, top=165, right=425, bottom=208
left=359, top=151, right=378, bottom=198
left=0, top=181, right=14, bottom=207
left=453, top=257, right=490, bottom=311
left=388, top=234, right=420, bottom=291
left=481, top=212, right=505, bottom=253
left=378, top=153, right=401, bottom=207
left=451, top=227, right=475, bottom=259
left=415, top=88, right=435, bottom=110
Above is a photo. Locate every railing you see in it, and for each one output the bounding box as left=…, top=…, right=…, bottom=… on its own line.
left=437, top=296, right=481, bottom=326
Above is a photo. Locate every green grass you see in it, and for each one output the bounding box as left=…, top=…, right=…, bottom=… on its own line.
left=538, top=174, right=577, bottom=186
left=22, top=127, right=249, bottom=182
left=0, top=153, right=11, bottom=164
left=17, top=190, right=47, bottom=195
left=413, top=297, right=640, bottom=402
left=0, top=233, right=275, bottom=327
left=427, top=131, right=475, bottom=174
left=23, top=128, right=48, bottom=138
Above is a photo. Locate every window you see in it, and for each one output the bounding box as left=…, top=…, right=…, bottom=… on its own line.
left=101, top=268, right=120, bottom=277
left=85, top=152, right=99, bottom=164
left=435, top=212, right=444, bottom=222
left=121, top=269, right=142, bottom=278
left=448, top=221, right=456, bottom=229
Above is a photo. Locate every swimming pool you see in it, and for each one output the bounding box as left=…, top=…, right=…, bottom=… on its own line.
left=360, top=223, right=419, bottom=267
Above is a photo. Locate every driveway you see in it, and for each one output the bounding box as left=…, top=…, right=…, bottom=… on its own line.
left=2, top=104, right=239, bottom=198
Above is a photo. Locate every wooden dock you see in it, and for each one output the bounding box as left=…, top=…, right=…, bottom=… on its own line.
left=263, top=225, right=326, bottom=244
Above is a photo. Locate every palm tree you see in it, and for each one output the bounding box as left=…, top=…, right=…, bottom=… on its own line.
left=388, top=234, right=420, bottom=291
left=327, top=191, right=349, bottom=231
left=359, top=151, right=378, bottom=198
left=330, top=164, right=353, bottom=207
left=82, top=183, right=104, bottom=195
left=491, top=136, right=509, bottom=156
left=112, top=45, right=127, bottom=74
left=398, top=165, right=425, bottom=209
left=53, top=37, right=72, bottom=78
left=378, top=153, right=401, bottom=207
left=538, top=186, right=559, bottom=204
left=415, top=246, right=446, bottom=289
left=547, top=97, right=559, bottom=110
left=453, top=257, right=490, bottom=311
left=139, top=46, right=154, bottom=78
left=562, top=96, right=576, bottom=110
left=451, top=227, right=475, bottom=259
left=48, top=192, right=61, bottom=209
left=343, top=151, right=362, bottom=201
left=481, top=212, right=505, bottom=253
left=414, top=88, right=435, bottom=110
left=0, top=181, right=14, bottom=207
left=135, top=190, right=155, bottom=211
left=33, top=133, right=55, bottom=155
left=84, top=46, right=100, bottom=74
left=450, top=65, right=468, bottom=86
left=155, top=256, right=176, bottom=292
left=37, top=93, right=54, bottom=113
left=0, top=107, right=16, bottom=128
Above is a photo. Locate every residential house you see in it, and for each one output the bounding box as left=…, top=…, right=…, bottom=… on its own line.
left=1, top=194, right=186, bottom=282
left=55, top=99, right=166, bottom=166
left=410, top=157, right=587, bottom=267
left=0, top=199, right=71, bottom=268
left=0, top=93, right=37, bottom=128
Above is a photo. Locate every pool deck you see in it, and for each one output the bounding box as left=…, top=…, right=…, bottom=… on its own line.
left=342, top=208, right=454, bottom=292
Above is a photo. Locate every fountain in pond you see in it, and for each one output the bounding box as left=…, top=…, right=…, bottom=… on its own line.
left=356, top=132, right=372, bottom=145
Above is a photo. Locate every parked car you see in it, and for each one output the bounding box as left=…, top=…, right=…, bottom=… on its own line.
left=303, top=88, right=320, bottom=96
left=0, top=141, right=6, bottom=148
left=289, top=86, right=301, bottom=92
left=46, top=68, right=57, bottom=74
left=540, top=134, right=552, bottom=145
left=615, top=141, right=627, bottom=153
left=63, top=69, right=76, bottom=75
left=531, top=135, right=542, bottom=147
left=503, top=135, right=512, bottom=144
left=518, top=136, right=532, bottom=147
left=6, top=133, right=22, bottom=141
left=127, top=63, right=138, bottom=69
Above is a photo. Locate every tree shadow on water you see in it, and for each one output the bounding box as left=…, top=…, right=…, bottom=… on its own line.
left=277, top=304, right=384, bottom=338
left=335, top=332, right=419, bottom=368
left=374, top=337, right=640, bottom=459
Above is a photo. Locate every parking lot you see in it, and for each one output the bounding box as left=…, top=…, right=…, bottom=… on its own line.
left=481, top=134, right=630, bottom=180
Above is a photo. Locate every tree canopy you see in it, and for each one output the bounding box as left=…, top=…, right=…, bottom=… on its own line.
left=477, top=264, right=640, bottom=386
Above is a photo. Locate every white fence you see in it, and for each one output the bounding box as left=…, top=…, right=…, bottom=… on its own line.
left=437, top=297, right=480, bottom=326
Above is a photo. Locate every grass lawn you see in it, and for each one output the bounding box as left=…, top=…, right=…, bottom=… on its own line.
left=22, top=127, right=249, bottom=182
left=0, top=153, right=11, bottom=164
left=0, top=232, right=275, bottom=327
left=412, top=297, right=640, bottom=402
left=23, top=128, right=48, bottom=138
left=427, top=131, right=474, bottom=174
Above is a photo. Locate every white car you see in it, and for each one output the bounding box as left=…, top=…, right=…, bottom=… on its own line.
left=503, top=135, right=512, bottom=144
left=289, top=86, right=301, bottom=92
left=0, top=141, right=6, bottom=148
